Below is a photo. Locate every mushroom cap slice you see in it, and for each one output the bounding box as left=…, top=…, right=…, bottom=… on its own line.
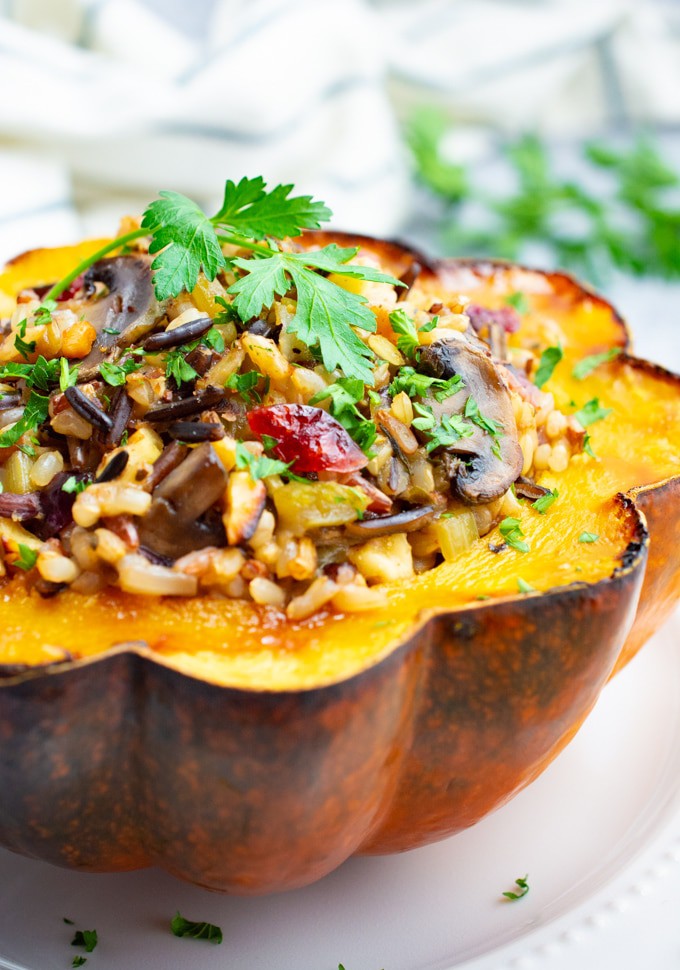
left=76, top=257, right=157, bottom=376
left=420, top=338, right=523, bottom=504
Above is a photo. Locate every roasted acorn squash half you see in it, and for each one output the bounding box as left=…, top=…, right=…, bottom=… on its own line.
left=0, top=232, right=678, bottom=895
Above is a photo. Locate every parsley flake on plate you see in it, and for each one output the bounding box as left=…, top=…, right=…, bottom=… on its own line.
left=170, top=912, right=223, bottom=945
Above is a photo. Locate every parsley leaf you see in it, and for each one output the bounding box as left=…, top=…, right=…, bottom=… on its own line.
left=14, top=333, right=36, bottom=361
left=499, top=517, right=530, bottom=553
left=502, top=875, right=530, bottom=901
left=15, top=544, right=38, bottom=571
left=33, top=299, right=57, bottom=326
left=309, top=379, right=377, bottom=454
left=412, top=402, right=436, bottom=432
left=142, top=191, right=227, bottom=299
left=214, top=176, right=330, bottom=239
left=225, top=370, right=264, bottom=404
left=99, top=357, right=143, bottom=387
left=235, top=442, right=291, bottom=481
left=170, top=912, right=223, bottom=945
left=0, top=391, right=49, bottom=449
left=389, top=366, right=464, bottom=401
left=572, top=347, right=621, bottom=380
left=533, top=488, right=559, bottom=514
left=389, top=367, right=439, bottom=398
left=418, top=410, right=475, bottom=453
left=0, top=356, right=61, bottom=391
left=62, top=476, right=88, bottom=495
left=388, top=309, right=419, bottom=358
left=533, top=345, right=563, bottom=388
left=72, top=958, right=87, bottom=968
left=230, top=246, right=398, bottom=382
left=583, top=432, right=596, bottom=457
left=505, top=291, right=530, bottom=314
left=578, top=531, right=599, bottom=543
left=574, top=398, right=612, bottom=427
left=517, top=578, right=535, bottom=593
left=71, top=930, right=98, bottom=953
left=464, top=396, right=504, bottom=457
left=166, top=349, right=199, bottom=386
left=60, top=357, right=79, bottom=391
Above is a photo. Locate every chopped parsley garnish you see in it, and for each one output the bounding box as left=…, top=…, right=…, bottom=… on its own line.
left=309, top=379, right=377, bottom=454
left=70, top=929, right=98, bottom=953
left=213, top=295, right=240, bottom=324
left=419, top=315, right=439, bottom=333
left=464, top=396, right=503, bottom=458
left=517, top=578, right=535, bottom=593
left=388, top=309, right=420, bottom=358
left=225, top=370, right=265, bottom=403
left=0, top=391, right=49, bottom=449
left=505, top=291, right=530, bottom=314
left=202, top=326, right=225, bottom=353
left=33, top=298, right=57, bottom=327
left=72, top=958, right=87, bottom=968
left=533, top=488, right=559, bottom=514
left=499, top=517, right=530, bottom=553
left=62, top=476, right=88, bottom=494
left=502, top=874, right=530, bottom=901
left=60, top=357, right=79, bottom=391
left=582, top=432, right=595, bottom=458
left=0, top=355, right=61, bottom=391
left=14, top=333, right=37, bottom=361
left=165, top=349, right=199, bottom=386
left=574, top=397, right=613, bottom=427
left=99, top=357, right=144, bottom=387
left=572, top=347, right=621, bottom=380
left=235, top=442, right=291, bottom=481
left=412, top=404, right=474, bottom=452
left=170, top=912, right=223, bottom=945
left=14, top=544, right=38, bottom=571
left=389, top=366, right=464, bottom=402
left=533, top=345, right=563, bottom=388
left=578, top=531, right=599, bottom=543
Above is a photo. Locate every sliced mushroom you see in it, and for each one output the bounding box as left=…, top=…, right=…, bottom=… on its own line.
left=346, top=505, right=436, bottom=538
left=514, top=477, right=551, bottom=502
left=138, top=442, right=228, bottom=559
left=76, top=257, right=157, bottom=377
left=419, top=339, right=523, bottom=504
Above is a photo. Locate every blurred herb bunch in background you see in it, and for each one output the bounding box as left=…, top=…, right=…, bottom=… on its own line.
left=405, top=109, right=680, bottom=286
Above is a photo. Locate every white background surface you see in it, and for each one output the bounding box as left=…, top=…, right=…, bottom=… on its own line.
left=0, top=611, right=678, bottom=970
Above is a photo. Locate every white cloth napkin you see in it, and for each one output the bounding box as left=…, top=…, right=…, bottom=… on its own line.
left=1, top=0, right=679, bottom=264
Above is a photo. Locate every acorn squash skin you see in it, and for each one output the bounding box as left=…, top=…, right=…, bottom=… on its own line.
left=0, top=236, right=678, bottom=893
left=0, top=513, right=645, bottom=892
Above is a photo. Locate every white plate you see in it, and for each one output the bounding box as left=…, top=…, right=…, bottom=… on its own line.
left=1, top=611, right=679, bottom=970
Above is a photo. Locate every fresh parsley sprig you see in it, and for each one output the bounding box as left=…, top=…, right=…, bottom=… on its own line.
left=41, top=177, right=402, bottom=384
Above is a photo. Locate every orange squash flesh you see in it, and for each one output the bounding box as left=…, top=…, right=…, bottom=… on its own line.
left=0, top=236, right=678, bottom=893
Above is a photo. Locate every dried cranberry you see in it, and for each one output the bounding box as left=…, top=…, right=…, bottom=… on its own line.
left=32, top=275, right=85, bottom=302
left=247, top=404, right=367, bottom=474
left=467, top=304, right=520, bottom=335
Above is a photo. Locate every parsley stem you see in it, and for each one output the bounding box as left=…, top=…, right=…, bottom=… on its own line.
left=214, top=230, right=276, bottom=257
left=44, top=228, right=149, bottom=301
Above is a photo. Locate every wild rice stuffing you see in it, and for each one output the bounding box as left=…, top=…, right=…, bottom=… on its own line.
left=0, top=204, right=586, bottom=621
